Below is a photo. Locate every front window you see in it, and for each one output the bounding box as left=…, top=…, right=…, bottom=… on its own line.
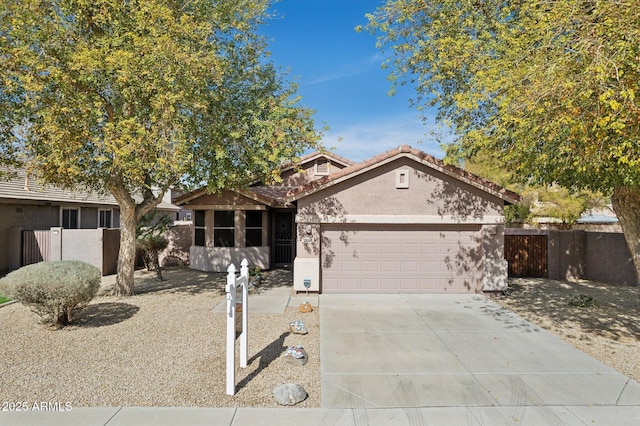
left=194, top=210, right=206, bottom=246
left=245, top=210, right=262, bottom=247
left=62, top=208, right=79, bottom=229
left=214, top=211, right=235, bottom=247
left=99, top=209, right=112, bottom=228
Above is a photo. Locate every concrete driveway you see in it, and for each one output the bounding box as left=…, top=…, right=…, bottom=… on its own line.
left=320, top=294, right=640, bottom=424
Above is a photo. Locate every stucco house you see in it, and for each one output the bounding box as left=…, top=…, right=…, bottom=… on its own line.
left=0, top=168, right=180, bottom=273
left=174, top=145, right=520, bottom=293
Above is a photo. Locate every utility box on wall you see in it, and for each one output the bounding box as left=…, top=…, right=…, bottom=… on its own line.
left=293, top=257, right=319, bottom=292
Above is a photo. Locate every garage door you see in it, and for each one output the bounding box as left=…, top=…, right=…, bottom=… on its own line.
left=321, top=224, right=484, bottom=293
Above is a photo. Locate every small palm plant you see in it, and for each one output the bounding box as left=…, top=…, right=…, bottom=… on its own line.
left=136, top=212, right=173, bottom=281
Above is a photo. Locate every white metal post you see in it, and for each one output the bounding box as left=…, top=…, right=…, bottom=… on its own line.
left=225, top=263, right=237, bottom=396
left=239, top=258, right=249, bottom=368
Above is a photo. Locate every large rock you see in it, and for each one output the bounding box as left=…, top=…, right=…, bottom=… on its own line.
left=273, top=383, right=307, bottom=406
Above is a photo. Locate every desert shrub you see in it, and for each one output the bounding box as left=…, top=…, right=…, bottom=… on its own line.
left=137, top=212, right=172, bottom=281
left=0, top=261, right=101, bottom=327
left=136, top=235, right=169, bottom=280
left=568, top=294, right=596, bottom=308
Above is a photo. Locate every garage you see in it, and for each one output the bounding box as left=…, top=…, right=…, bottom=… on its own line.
left=320, top=224, right=484, bottom=293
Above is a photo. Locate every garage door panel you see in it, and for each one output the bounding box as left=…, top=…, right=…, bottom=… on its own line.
left=361, top=243, right=380, bottom=254
left=340, top=278, right=361, bottom=290
left=381, top=243, right=400, bottom=254
left=421, top=244, right=440, bottom=255
left=361, top=279, right=380, bottom=290
left=401, top=261, right=419, bottom=272
left=341, top=262, right=361, bottom=273
left=402, top=243, right=419, bottom=254
left=420, top=260, right=439, bottom=272
left=381, top=261, right=399, bottom=272
left=400, top=278, right=419, bottom=290
left=380, top=278, right=399, bottom=290
left=361, top=260, right=380, bottom=272
left=321, top=224, right=483, bottom=293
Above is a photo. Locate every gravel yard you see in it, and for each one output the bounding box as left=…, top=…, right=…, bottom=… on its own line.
left=0, top=267, right=320, bottom=408
left=3, top=268, right=639, bottom=409
left=493, top=277, right=640, bottom=383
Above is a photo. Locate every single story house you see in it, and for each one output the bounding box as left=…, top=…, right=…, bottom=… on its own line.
left=174, top=145, right=520, bottom=293
left=0, top=167, right=180, bottom=273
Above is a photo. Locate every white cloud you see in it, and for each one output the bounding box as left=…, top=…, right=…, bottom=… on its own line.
left=319, top=114, right=452, bottom=162
left=305, top=64, right=365, bottom=86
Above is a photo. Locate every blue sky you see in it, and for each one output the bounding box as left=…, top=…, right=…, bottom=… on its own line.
left=263, top=0, right=448, bottom=162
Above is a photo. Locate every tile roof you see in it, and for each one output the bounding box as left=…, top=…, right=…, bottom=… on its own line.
left=0, top=168, right=180, bottom=211
left=173, top=145, right=521, bottom=207
left=288, top=145, right=521, bottom=205
left=279, top=150, right=355, bottom=171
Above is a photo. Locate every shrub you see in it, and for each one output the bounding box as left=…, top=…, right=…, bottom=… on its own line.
left=568, top=294, right=596, bottom=308
left=136, top=235, right=169, bottom=280
left=0, top=261, right=101, bottom=327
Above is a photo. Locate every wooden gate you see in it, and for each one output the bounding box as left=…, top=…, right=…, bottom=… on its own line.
left=22, top=230, right=50, bottom=266
left=504, top=234, right=548, bottom=277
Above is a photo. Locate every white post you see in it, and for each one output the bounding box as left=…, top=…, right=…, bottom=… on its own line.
left=225, top=259, right=250, bottom=396
left=239, top=258, right=249, bottom=368
left=225, top=263, right=237, bottom=396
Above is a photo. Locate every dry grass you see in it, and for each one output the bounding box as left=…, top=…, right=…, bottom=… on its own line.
left=493, top=277, right=640, bottom=382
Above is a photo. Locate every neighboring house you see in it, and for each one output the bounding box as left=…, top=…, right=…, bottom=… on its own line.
left=0, top=168, right=179, bottom=273
left=161, top=187, right=193, bottom=222
left=174, top=145, right=520, bottom=294
left=575, top=207, right=621, bottom=233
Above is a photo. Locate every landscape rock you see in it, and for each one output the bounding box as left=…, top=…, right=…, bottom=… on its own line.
left=283, top=345, right=308, bottom=365
left=289, top=320, right=308, bottom=335
left=273, top=383, right=307, bottom=406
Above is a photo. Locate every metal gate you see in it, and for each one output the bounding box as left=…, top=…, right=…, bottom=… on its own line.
left=273, top=210, right=295, bottom=265
left=504, top=234, right=548, bottom=277
left=22, top=230, right=51, bottom=266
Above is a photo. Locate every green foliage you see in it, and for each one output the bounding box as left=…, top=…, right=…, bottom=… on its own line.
left=249, top=265, right=262, bottom=277
left=364, top=1, right=640, bottom=192
left=0, top=261, right=101, bottom=327
left=0, top=292, right=10, bottom=304
left=136, top=211, right=172, bottom=280
left=0, top=1, right=320, bottom=294
left=504, top=203, right=531, bottom=226
left=568, top=294, right=596, bottom=308
left=465, top=151, right=605, bottom=227
left=535, top=186, right=604, bottom=227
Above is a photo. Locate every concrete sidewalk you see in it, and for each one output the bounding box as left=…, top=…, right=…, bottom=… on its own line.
left=3, top=293, right=640, bottom=425
left=210, top=286, right=319, bottom=314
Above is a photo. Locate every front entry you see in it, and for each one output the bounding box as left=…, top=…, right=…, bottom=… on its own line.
left=273, top=210, right=295, bottom=265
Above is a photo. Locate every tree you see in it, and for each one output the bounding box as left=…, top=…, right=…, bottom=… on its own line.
left=363, top=0, right=640, bottom=283
left=464, top=151, right=606, bottom=228
left=1, top=0, right=320, bottom=295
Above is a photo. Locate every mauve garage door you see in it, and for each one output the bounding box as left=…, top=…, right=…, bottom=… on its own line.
left=320, top=224, right=483, bottom=293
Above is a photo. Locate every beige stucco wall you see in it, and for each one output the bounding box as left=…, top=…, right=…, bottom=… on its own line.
left=292, top=158, right=508, bottom=293
left=189, top=246, right=270, bottom=272
left=296, top=158, right=503, bottom=223
left=279, top=157, right=349, bottom=186
left=294, top=158, right=506, bottom=261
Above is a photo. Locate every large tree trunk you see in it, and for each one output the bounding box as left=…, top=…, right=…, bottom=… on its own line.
left=109, top=178, right=165, bottom=297
left=113, top=203, right=137, bottom=296
left=611, top=186, right=640, bottom=286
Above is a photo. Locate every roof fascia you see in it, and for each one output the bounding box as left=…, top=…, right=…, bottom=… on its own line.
left=173, top=187, right=275, bottom=207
